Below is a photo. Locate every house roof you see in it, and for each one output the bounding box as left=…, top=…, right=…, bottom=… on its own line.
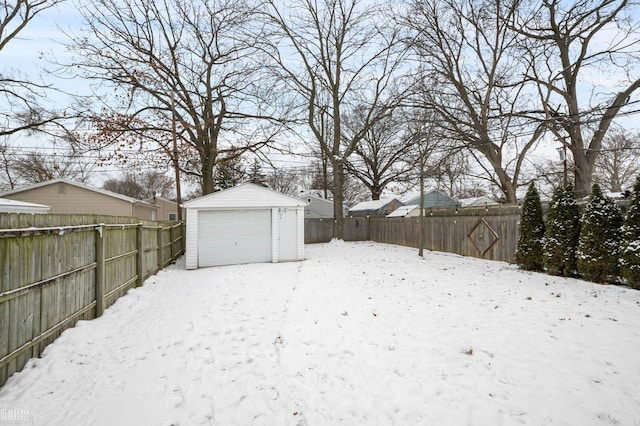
left=0, top=178, right=155, bottom=207
left=0, top=197, right=51, bottom=213
left=145, top=196, right=178, bottom=204
left=387, top=205, right=418, bottom=217
left=349, top=198, right=400, bottom=212
left=183, top=183, right=308, bottom=209
left=403, top=189, right=459, bottom=206
left=459, top=196, right=499, bottom=207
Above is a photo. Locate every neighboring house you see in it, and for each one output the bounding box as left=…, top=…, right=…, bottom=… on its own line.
left=145, top=196, right=184, bottom=221
left=403, top=189, right=461, bottom=209
left=0, top=178, right=158, bottom=220
left=183, top=183, right=307, bottom=269
left=459, top=196, right=500, bottom=208
left=300, top=194, right=348, bottom=219
left=0, top=197, right=51, bottom=214
left=348, top=198, right=402, bottom=217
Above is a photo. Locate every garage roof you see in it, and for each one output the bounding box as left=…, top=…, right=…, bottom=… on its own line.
left=183, top=183, right=308, bottom=209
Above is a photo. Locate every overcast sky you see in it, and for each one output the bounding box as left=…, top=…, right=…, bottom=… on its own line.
left=4, top=1, right=640, bottom=189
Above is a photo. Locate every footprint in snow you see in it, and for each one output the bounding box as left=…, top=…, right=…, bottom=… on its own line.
left=168, top=387, right=184, bottom=408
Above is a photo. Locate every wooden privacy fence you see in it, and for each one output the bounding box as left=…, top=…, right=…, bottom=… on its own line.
left=0, top=214, right=184, bottom=388
left=305, top=204, right=522, bottom=262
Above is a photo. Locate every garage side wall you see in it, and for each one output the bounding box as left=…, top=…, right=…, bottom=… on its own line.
left=272, top=207, right=279, bottom=263
left=185, top=208, right=199, bottom=270
left=297, top=206, right=305, bottom=260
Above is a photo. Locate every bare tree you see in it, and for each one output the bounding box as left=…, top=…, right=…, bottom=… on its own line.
left=66, top=0, right=282, bottom=195
left=594, top=127, right=640, bottom=192
left=0, top=139, right=18, bottom=190
left=402, top=0, right=545, bottom=204
left=261, top=0, right=407, bottom=238
left=529, top=156, right=569, bottom=199
left=10, top=150, right=93, bottom=184
left=103, top=170, right=175, bottom=199
left=103, top=174, right=145, bottom=199
left=344, top=108, right=417, bottom=200
left=266, top=167, right=299, bottom=195
left=1, top=0, right=68, bottom=137
left=513, top=0, right=640, bottom=199
left=401, top=108, right=447, bottom=256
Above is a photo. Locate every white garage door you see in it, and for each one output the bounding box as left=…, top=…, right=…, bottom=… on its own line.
left=198, top=209, right=272, bottom=267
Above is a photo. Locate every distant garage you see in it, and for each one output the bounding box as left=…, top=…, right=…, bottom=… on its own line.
left=183, top=183, right=307, bottom=269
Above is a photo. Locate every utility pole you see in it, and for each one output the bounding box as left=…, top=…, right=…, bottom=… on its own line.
left=171, top=89, right=183, bottom=221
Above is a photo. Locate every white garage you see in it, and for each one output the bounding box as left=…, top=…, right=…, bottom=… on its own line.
left=184, top=183, right=307, bottom=269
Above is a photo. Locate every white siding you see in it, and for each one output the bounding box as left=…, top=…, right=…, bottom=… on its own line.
left=184, top=184, right=307, bottom=269
left=271, top=207, right=279, bottom=262
left=185, top=209, right=199, bottom=269
left=297, top=206, right=305, bottom=260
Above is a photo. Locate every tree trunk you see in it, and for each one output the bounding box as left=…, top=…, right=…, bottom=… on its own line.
left=201, top=155, right=216, bottom=195
left=332, top=158, right=345, bottom=240
left=500, top=178, right=517, bottom=204
left=573, top=152, right=594, bottom=200
left=371, top=186, right=382, bottom=201
left=477, top=144, right=518, bottom=203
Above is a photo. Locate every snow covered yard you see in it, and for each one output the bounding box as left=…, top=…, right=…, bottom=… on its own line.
left=1, top=241, right=639, bottom=426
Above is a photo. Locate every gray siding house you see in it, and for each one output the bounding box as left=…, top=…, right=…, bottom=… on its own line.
left=403, top=189, right=461, bottom=209
left=0, top=178, right=158, bottom=220
left=300, top=194, right=348, bottom=218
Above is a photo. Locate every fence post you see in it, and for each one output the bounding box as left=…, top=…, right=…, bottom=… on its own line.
left=95, top=224, right=105, bottom=317
left=181, top=222, right=186, bottom=255
left=169, top=225, right=174, bottom=260
left=157, top=226, right=162, bottom=270
left=136, top=223, right=144, bottom=287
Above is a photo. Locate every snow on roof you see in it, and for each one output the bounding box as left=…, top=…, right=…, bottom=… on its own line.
left=398, top=192, right=420, bottom=204
left=458, top=196, right=499, bottom=207
left=604, top=191, right=625, bottom=199
left=349, top=198, right=399, bottom=211
left=0, top=197, right=51, bottom=213
left=386, top=205, right=418, bottom=217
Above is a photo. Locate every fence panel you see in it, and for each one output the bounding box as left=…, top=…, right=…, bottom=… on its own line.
left=0, top=214, right=184, bottom=388
left=142, top=226, right=160, bottom=280
left=304, top=219, right=334, bottom=243
left=104, top=225, right=138, bottom=310
left=306, top=205, right=524, bottom=263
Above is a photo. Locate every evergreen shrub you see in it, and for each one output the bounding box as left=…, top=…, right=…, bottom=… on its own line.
left=576, top=184, right=623, bottom=283
left=621, top=176, right=640, bottom=289
left=543, top=185, right=580, bottom=276
left=515, top=182, right=545, bottom=271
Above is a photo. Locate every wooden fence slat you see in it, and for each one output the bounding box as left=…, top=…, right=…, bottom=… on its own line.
left=0, top=214, right=184, bottom=389
left=306, top=205, right=527, bottom=263
left=95, top=225, right=105, bottom=317
left=137, top=225, right=144, bottom=288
